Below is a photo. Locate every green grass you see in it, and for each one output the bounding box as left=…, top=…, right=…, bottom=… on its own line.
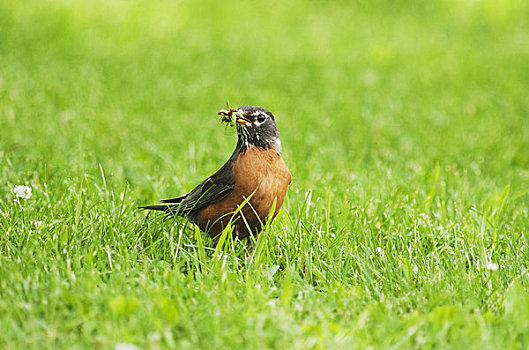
left=1, top=0, right=529, bottom=348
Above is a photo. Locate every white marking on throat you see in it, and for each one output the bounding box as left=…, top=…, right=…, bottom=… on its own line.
left=274, top=138, right=282, bottom=153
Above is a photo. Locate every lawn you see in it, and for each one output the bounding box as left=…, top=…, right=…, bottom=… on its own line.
left=1, top=0, right=529, bottom=348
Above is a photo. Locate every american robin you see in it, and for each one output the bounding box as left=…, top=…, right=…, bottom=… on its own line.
left=140, top=105, right=292, bottom=241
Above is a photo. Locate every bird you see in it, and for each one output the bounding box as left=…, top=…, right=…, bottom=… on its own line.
left=140, top=105, right=292, bottom=242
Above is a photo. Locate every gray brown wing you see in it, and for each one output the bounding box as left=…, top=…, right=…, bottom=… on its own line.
left=161, top=160, right=235, bottom=215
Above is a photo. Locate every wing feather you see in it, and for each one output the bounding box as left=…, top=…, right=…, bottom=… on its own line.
left=156, top=160, right=235, bottom=215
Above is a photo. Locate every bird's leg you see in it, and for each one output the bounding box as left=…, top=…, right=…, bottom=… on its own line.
left=246, top=238, right=255, bottom=257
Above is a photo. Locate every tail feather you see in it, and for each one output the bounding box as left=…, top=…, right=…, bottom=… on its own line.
left=161, top=195, right=186, bottom=204
left=138, top=203, right=186, bottom=218
left=139, top=195, right=187, bottom=216
left=138, top=205, right=173, bottom=212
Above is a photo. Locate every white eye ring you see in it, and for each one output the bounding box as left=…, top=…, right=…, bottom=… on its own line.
left=256, top=114, right=266, bottom=123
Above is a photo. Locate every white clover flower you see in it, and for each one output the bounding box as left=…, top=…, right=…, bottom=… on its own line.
left=485, top=261, right=498, bottom=271
left=14, top=185, right=32, bottom=199
left=376, top=247, right=385, bottom=257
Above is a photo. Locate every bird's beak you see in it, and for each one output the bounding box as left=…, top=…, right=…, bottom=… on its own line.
left=235, top=113, right=252, bottom=126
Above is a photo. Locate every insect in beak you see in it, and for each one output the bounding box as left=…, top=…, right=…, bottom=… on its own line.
left=218, top=108, right=239, bottom=124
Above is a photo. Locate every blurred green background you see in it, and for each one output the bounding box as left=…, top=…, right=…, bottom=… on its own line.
left=2, top=0, right=528, bottom=197
left=1, top=0, right=529, bottom=348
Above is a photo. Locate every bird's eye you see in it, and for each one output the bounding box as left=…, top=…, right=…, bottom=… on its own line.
left=257, top=114, right=266, bottom=123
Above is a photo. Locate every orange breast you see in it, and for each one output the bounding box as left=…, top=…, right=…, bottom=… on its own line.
left=198, top=146, right=292, bottom=239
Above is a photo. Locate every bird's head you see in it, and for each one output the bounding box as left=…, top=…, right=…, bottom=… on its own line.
left=230, top=105, right=282, bottom=153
